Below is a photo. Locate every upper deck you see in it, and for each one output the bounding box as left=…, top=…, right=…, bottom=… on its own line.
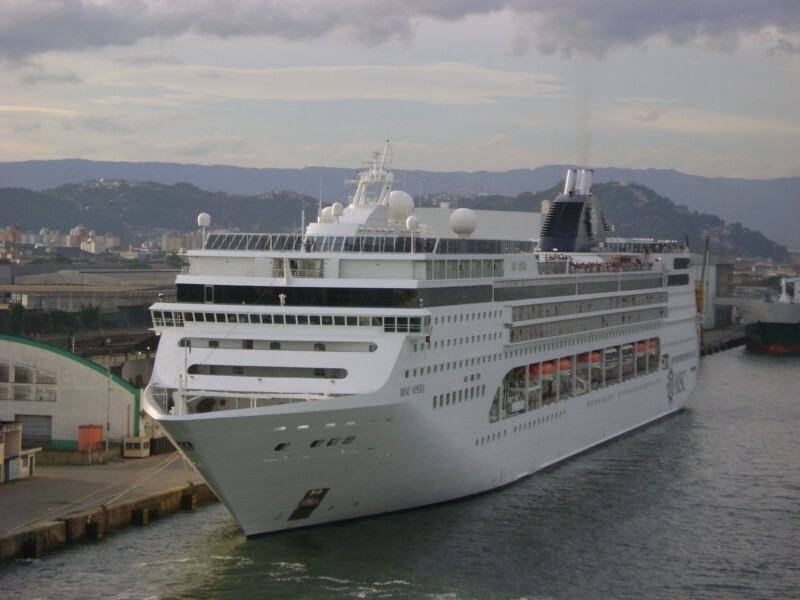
left=203, top=232, right=536, bottom=256
left=201, top=231, right=684, bottom=258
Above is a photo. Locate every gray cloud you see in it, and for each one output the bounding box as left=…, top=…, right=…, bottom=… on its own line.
left=19, top=70, right=81, bottom=85
left=634, top=109, right=663, bottom=123
left=74, top=115, right=135, bottom=135
left=768, top=37, right=800, bottom=56
left=1, top=1, right=799, bottom=61
left=116, top=53, right=183, bottom=67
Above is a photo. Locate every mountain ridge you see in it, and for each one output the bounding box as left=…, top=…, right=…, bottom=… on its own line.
left=0, top=178, right=788, bottom=262
left=2, top=159, right=797, bottom=247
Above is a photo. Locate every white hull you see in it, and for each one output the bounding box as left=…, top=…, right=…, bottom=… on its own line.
left=146, top=308, right=697, bottom=536
left=155, top=382, right=691, bottom=536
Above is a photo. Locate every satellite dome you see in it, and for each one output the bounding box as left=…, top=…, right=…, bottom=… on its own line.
left=332, top=202, right=344, bottom=216
left=406, top=215, right=419, bottom=231
left=197, top=212, right=211, bottom=227
left=320, top=206, right=334, bottom=223
left=388, top=190, right=414, bottom=222
left=450, top=208, right=478, bottom=237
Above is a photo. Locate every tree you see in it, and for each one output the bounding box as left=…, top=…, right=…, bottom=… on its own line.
left=165, top=253, right=187, bottom=268
left=8, top=302, right=24, bottom=335
left=79, top=303, right=101, bottom=330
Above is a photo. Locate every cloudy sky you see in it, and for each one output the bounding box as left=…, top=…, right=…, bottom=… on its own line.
left=1, top=0, right=799, bottom=179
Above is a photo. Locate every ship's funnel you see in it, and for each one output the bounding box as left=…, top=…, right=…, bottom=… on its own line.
left=578, top=169, right=593, bottom=195
left=539, top=167, right=610, bottom=252
left=564, top=169, right=577, bottom=195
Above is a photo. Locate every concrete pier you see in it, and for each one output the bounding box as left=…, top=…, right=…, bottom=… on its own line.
left=0, top=453, right=217, bottom=563
left=700, top=327, right=746, bottom=356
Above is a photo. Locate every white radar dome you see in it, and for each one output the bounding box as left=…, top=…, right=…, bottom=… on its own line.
left=332, top=202, right=344, bottom=217
left=406, top=215, right=419, bottom=231
left=450, top=208, right=478, bottom=237
left=320, top=206, right=334, bottom=223
left=388, top=190, right=414, bottom=222
left=197, top=212, right=211, bottom=227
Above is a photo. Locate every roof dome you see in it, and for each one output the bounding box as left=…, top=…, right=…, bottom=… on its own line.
left=450, top=208, right=478, bottom=237
left=388, top=190, right=414, bottom=222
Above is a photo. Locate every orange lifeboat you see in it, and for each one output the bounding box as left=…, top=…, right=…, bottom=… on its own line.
left=559, top=358, right=572, bottom=371
left=636, top=341, right=647, bottom=353
left=648, top=338, right=658, bottom=349
left=579, top=352, right=600, bottom=363
left=541, top=361, right=555, bottom=375
left=529, top=364, right=540, bottom=378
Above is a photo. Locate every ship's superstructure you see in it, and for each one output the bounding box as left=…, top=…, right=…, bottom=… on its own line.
left=144, top=146, right=699, bottom=536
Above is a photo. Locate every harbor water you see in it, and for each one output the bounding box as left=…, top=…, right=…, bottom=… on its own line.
left=2, top=346, right=798, bottom=599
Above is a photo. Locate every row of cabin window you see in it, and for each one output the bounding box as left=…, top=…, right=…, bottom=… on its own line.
left=511, top=292, right=668, bottom=322
left=672, top=350, right=697, bottom=363
left=433, top=384, right=486, bottom=409
left=273, top=436, right=356, bottom=452
left=500, top=410, right=568, bottom=441
left=153, top=311, right=426, bottom=332
left=509, top=307, right=667, bottom=344
left=431, top=309, right=502, bottom=325
left=428, top=331, right=502, bottom=351
left=406, top=356, right=487, bottom=378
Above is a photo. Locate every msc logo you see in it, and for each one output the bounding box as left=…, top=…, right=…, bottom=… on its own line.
left=666, top=369, right=686, bottom=404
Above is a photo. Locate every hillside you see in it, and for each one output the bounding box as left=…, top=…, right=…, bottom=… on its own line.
left=0, top=178, right=787, bottom=261
left=0, top=181, right=318, bottom=243
left=0, top=159, right=797, bottom=247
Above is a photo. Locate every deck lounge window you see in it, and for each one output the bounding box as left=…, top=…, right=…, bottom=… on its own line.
left=188, top=364, right=348, bottom=379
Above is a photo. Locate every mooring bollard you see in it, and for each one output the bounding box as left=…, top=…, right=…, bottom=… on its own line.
left=181, top=492, right=198, bottom=511
left=132, top=507, right=149, bottom=526
left=21, top=538, right=41, bottom=559
left=85, top=517, right=103, bottom=540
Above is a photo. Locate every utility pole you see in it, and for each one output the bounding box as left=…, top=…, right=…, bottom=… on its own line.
left=106, top=368, right=111, bottom=458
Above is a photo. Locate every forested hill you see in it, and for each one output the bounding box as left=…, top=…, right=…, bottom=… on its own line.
left=0, top=178, right=788, bottom=261
left=2, top=159, right=797, bottom=247
left=0, top=180, right=319, bottom=241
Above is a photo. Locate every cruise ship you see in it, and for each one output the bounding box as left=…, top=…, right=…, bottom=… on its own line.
left=143, top=145, right=700, bottom=536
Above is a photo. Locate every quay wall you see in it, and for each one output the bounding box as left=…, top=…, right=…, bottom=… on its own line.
left=700, top=327, right=746, bottom=356
left=0, top=483, right=217, bottom=563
